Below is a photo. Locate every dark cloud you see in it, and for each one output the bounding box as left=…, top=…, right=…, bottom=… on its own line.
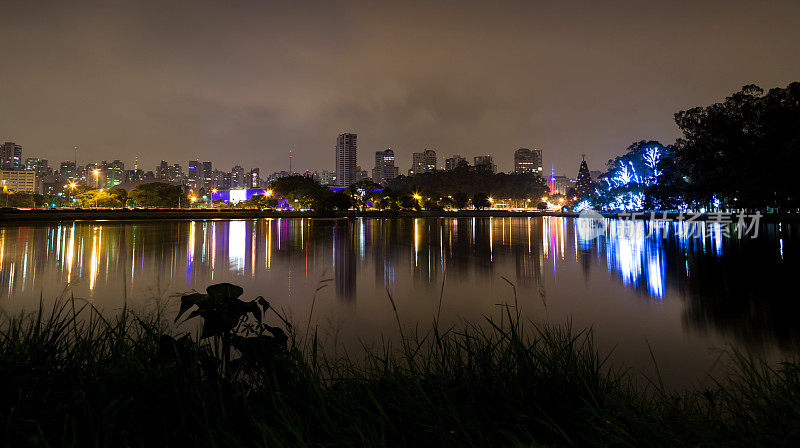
left=1, top=0, right=799, bottom=176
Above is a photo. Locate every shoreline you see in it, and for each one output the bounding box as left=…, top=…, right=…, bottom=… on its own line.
left=1, top=208, right=797, bottom=223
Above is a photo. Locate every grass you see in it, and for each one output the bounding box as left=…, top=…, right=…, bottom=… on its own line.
left=1, top=295, right=799, bottom=447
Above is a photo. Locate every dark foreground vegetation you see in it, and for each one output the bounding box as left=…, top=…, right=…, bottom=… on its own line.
left=2, top=284, right=799, bottom=447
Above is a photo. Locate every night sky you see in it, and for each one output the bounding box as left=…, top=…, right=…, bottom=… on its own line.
left=2, top=0, right=799, bottom=176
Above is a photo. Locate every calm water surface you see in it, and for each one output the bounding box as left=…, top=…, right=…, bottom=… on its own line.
left=1, top=217, right=797, bottom=387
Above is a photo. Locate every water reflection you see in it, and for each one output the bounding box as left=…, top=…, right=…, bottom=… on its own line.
left=0, top=217, right=797, bottom=354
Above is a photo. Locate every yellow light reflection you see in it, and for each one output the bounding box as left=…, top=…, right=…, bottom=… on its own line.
left=414, top=218, right=420, bottom=267
left=89, top=226, right=102, bottom=291
left=66, top=224, right=75, bottom=283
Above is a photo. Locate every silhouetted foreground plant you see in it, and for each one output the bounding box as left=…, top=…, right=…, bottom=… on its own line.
left=1, top=285, right=799, bottom=447
left=173, top=283, right=288, bottom=377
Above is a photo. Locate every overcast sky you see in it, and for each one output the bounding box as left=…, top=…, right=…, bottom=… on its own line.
left=2, top=0, right=799, bottom=176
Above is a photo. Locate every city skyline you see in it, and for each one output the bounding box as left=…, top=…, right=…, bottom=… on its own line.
left=2, top=138, right=573, bottom=180
left=2, top=1, right=798, bottom=175
left=3, top=137, right=567, bottom=190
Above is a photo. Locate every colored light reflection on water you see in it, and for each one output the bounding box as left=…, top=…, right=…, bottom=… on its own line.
left=0, top=217, right=797, bottom=388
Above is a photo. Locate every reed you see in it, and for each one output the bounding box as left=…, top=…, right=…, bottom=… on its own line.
left=1, top=293, right=798, bottom=447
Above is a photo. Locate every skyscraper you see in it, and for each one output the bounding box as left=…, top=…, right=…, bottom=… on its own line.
left=1, top=142, right=23, bottom=170
left=335, top=133, right=357, bottom=187
left=513, top=148, right=543, bottom=174
left=231, top=165, right=244, bottom=188
left=473, top=155, right=496, bottom=173
left=24, top=158, right=50, bottom=178
left=103, top=160, right=125, bottom=187
left=248, top=168, right=260, bottom=188
left=187, top=160, right=200, bottom=189
left=372, top=148, right=398, bottom=185
left=59, top=161, right=77, bottom=182
left=202, top=161, right=213, bottom=191
left=157, top=160, right=169, bottom=179
left=445, top=155, right=466, bottom=170
left=409, top=149, right=437, bottom=175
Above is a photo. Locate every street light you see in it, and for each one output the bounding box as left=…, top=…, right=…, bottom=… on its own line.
left=66, top=182, right=77, bottom=207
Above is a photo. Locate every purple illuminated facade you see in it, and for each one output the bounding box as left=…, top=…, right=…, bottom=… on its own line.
left=209, top=188, right=271, bottom=204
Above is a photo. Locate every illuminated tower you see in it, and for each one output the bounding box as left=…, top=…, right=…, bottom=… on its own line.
left=548, top=166, right=557, bottom=194
left=335, top=133, right=357, bottom=187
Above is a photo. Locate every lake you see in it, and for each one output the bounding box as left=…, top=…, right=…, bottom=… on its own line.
left=0, top=216, right=797, bottom=388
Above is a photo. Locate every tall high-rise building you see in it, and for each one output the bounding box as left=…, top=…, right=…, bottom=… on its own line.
left=372, top=148, right=398, bottom=185
left=212, top=169, right=230, bottom=190
left=24, top=158, right=50, bottom=178
left=1, top=142, right=23, bottom=170
left=409, top=149, right=437, bottom=176
left=473, top=155, right=496, bottom=173
left=187, top=161, right=200, bottom=189
left=170, top=163, right=183, bottom=183
left=59, top=161, right=77, bottom=182
left=202, top=161, right=213, bottom=191
left=231, top=165, right=245, bottom=188
left=157, top=160, right=169, bottom=179
left=102, top=160, right=125, bottom=187
left=445, top=155, right=466, bottom=171
left=248, top=168, right=260, bottom=188
left=513, top=148, right=543, bottom=174
left=335, top=133, right=357, bottom=187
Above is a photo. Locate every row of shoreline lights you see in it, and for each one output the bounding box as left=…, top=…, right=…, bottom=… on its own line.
left=410, top=193, right=571, bottom=209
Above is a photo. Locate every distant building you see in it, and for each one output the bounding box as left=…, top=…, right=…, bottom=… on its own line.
left=102, top=160, right=125, bottom=187
left=549, top=175, right=574, bottom=196
left=513, top=148, right=542, bottom=174
left=0, top=142, right=23, bottom=170
left=231, top=165, right=245, bottom=188
left=248, top=168, right=260, bottom=188
left=267, top=170, right=292, bottom=182
left=187, top=161, right=200, bottom=189
left=24, top=158, right=50, bottom=178
left=409, top=149, right=437, bottom=176
left=335, top=133, right=358, bottom=187
left=445, top=155, right=466, bottom=171
left=355, top=166, right=370, bottom=183
left=373, top=148, right=398, bottom=185
left=589, top=170, right=602, bottom=183
left=1, top=170, right=36, bottom=193
left=157, top=160, right=169, bottom=180
left=58, top=161, right=77, bottom=182
left=212, top=169, right=229, bottom=190
left=473, top=155, right=496, bottom=173
left=202, top=161, right=213, bottom=191
left=320, top=170, right=335, bottom=186
left=125, top=169, right=145, bottom=183
left=170, top=164, right=184, bottom=183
